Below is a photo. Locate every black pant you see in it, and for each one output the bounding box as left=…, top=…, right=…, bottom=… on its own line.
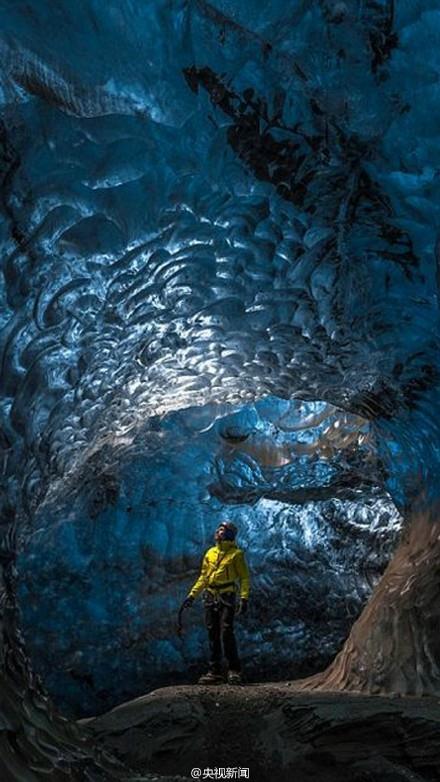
left=203, top=591, right=241, bottom=673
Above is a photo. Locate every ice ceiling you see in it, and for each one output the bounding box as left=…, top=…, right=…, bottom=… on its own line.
left=1, top=0, right=440, bottom=778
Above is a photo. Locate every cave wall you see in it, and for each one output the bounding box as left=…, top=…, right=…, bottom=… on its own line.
left=17, top=398, right=401, bottom=716
left=0, top=0, right=440, bottom=778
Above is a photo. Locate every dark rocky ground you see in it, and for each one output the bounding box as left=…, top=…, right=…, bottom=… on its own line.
left=81, top=682, right=440, bottom=782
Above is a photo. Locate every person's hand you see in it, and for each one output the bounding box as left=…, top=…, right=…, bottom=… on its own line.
left=182, top=596, right=195, bottom=609
left=237, top=598, right=248, bottom=615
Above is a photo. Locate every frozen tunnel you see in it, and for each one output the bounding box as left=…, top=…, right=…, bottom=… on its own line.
left=16, top=397, right=402, bottom=717
left=1, top=1, right=440, bottom=780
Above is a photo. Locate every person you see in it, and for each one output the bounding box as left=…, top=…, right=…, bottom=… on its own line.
left=182, top=521, right=250, bottom=685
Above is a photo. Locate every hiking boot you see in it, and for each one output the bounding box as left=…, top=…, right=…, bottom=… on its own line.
left=198, top=671, right=225, bottom=685
left=227, top=670, right=243, bottom=685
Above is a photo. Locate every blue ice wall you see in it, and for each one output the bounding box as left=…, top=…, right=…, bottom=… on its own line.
left=0, top=0, right=439, bottom=749
left=1, top=1, right=440, bottom=528
left=17, top=399, right=401, bottom=716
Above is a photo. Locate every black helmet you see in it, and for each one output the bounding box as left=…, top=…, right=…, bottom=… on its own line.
left=218, top=521, right=238, bottom=541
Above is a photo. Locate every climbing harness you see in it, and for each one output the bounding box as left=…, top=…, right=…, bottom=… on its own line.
left=178, top=551, right=231, bottom=635
left=199, top=550, right=240, bottom=613
left=202, top=586, right=240, bottom=614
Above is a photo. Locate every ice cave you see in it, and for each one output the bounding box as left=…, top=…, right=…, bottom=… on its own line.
left=1, top=1, right=440, bottom=781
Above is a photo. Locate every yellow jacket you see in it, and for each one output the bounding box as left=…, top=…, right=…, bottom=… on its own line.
left=188, top=540, right=250, bottom=600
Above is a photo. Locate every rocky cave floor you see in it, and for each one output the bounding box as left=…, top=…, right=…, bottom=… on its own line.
left=80, top=681, right=440, bottom=782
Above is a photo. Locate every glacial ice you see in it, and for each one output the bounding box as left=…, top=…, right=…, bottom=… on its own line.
left=1, top=0, right=440, bottom=778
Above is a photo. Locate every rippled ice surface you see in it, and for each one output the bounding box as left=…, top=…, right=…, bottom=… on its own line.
left=1, top=0, right=440, bottom=779
left=17, top=399, right=402, bottom=717
left=1, top=0, right=440, bottom=524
